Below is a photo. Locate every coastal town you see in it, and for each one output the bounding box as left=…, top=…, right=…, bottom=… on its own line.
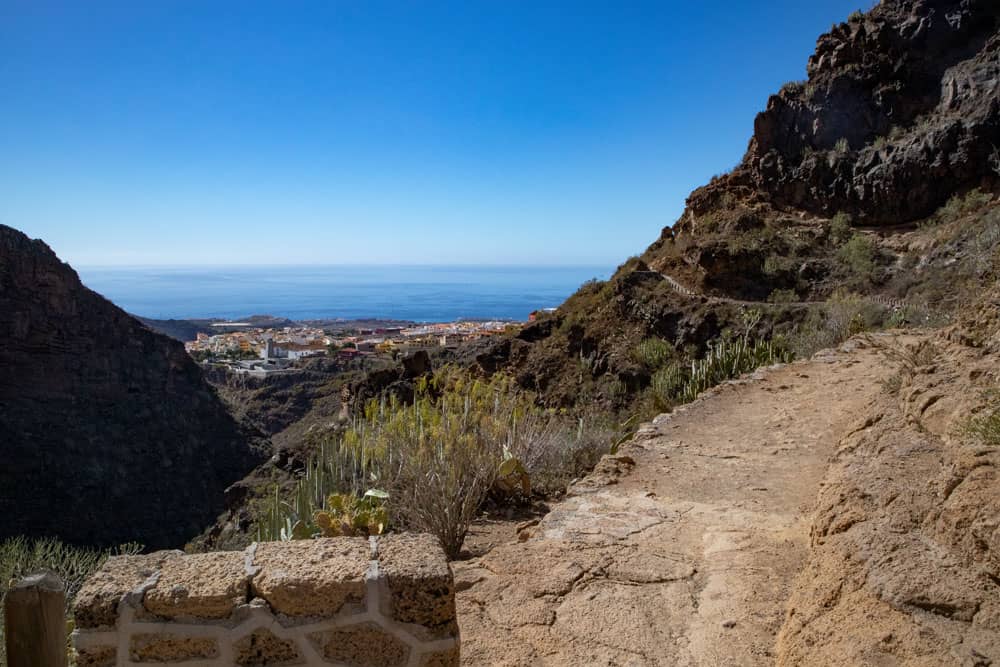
left=184, top=318, right=526, bottom=375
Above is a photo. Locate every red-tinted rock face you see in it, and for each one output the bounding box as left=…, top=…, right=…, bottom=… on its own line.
left=0, top=224, right=268, bottom=549
left=695, top=0, right=1000, bottom=225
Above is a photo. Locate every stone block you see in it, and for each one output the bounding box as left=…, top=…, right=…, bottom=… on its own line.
left=73, top=551, right=182, bottom=628
left=74, top=645, right=117, bottom=667
left=419, top=646, right=461, bottom=667
left=143, top=550, right=248, bottom=620
left=71, top=535, right=458, bottom=665
left=309, top=622, right=411, bottom=667
left=130, top=633, right=219, bottom=661
left=233, top=628, right=304, bottom=665
left=251, top=537, right=370, bottom=617
left=377, top=533, right=457, bottom=639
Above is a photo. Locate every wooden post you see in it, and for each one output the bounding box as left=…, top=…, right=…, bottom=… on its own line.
left=4, top=572, right=67, bottom=667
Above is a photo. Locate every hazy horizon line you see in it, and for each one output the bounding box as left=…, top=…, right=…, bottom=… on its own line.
left=76, top=261, right=619, bottom=270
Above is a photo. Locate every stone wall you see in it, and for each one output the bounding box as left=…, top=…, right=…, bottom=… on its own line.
left=71, top=534, right=458, bottom=667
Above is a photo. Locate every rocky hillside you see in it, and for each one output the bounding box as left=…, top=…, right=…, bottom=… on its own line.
left=478, top=0, right=1000, bottom=414
left=745, top=0, right=1000, bottom=223
left=0, top=225, right=268, bottom=550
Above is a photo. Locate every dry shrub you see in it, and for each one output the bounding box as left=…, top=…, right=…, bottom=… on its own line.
left=257, top=366, right=613, bottom=559
left=506, top=412, right=616, bottom=496
left=790, top=291, right=888, bottom=357
left=392, top=430, right=497, bottom=560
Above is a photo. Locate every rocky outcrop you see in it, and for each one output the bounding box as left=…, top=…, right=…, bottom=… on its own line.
left=0, top=225, right=268, bottom=549
left=701, top=0, right=1000, bottom=225
left=777, top=328, right=1000, bottom=663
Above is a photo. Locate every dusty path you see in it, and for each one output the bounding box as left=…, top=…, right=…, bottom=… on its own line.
left=639, top=269, right=916, bottom=311
left=455, top=336, right=903, bottom=666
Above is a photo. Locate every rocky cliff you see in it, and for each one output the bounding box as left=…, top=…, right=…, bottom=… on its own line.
left=0, top=225, right=268, bottom=550
left=745, top=0, right=1000, bottom=223
left=473, top=0, right=1000, bottom=414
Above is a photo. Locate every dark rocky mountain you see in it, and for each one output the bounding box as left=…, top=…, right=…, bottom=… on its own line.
left=464, top=0, right=1000, bottom=413
left=0, top=225, right=269, bottom=550
left=743, top=0, right=1000, bottom=223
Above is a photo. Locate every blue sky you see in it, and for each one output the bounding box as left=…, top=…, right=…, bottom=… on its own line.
left=1, top=1, right=863, bottom=266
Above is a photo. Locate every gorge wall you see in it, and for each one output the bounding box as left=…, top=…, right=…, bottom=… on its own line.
left=0, top=225, right=268, bottom=549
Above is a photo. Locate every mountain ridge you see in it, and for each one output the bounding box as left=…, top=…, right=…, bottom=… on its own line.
left=0, top=224, right=269, bottom=550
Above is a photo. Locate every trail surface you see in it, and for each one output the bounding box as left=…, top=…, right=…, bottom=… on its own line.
left=455, top=336, right=901, bottom=665
left=641, top=269, right=914, bottom=311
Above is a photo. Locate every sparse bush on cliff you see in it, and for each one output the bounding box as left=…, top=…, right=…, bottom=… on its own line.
left=939, top=188, right=992, bottom=221
left=256, top=367, right=611, bottom=558
left=780, top=80, right=806, bottom=96
left=632, top=337, right=673, bottom=369
left=838, top=234, right=878, bottom=281
left=829, top=212, right=853, bottom=243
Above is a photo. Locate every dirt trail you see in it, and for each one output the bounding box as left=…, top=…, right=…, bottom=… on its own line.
left=642, top=269, right=917, bottom=311
left=455, top=335, right=904, bottom=666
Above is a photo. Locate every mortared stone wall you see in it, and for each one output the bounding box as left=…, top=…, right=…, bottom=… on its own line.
left=71, top=534, right=458, bottom=666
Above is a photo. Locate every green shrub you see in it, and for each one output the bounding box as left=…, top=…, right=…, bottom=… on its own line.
left=939, top=188, right=993, bottom=221
left=834, top=137, right=851, bottom=153
left=649, top=363, right=688, bottom=409
left=884, top=307, right=910, bottom=329
left=674, top=336, right=792, bottom=403
left=632, top=337, right=673, bottom=369
left=838, top=234, right=877, bottom=279
left=762, top=255, right=782, bottom=276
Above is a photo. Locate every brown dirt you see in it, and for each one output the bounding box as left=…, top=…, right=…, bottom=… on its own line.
left=455, top=331, right=1000, bottom=665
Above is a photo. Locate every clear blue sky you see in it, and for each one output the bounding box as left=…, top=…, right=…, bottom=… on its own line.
left=1, top=1, right=863, bottom=266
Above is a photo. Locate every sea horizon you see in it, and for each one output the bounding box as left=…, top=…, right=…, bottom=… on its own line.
left=77, top=263, right=614, bottom=323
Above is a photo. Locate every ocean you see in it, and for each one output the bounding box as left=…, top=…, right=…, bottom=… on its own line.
left=76, top=265, right=613, bottom=322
